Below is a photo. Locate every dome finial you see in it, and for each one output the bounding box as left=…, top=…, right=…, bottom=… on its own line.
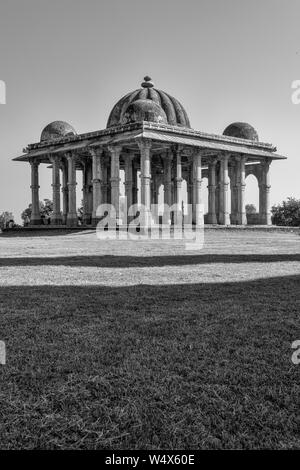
left=141, top=76, right=154, bottom=88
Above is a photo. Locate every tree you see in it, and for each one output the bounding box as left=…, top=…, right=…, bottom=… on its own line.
left=41, top=199, right=53, bottom=218
left=0, top=211, right=14, bottom=229
left=271, top=197, right=300, bottom=226
left=21, top=204, right=32, bottom=224
left=21, top=199, right=53, bottom=224
left=246, top=204, right=257, bottom=214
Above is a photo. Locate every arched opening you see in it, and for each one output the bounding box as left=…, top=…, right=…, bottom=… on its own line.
left=245, top=173, right=260, bottom=224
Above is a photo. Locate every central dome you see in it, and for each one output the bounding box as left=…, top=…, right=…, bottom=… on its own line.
left=123, top=99, right=168, bottom=125
left=107, top=76, right=191, bottom=128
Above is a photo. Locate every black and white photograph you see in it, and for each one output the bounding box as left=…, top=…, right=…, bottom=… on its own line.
left=0, top=0, right=299, bottom=456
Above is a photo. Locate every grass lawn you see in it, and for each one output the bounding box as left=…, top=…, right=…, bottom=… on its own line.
left=0, top=229, right=299, bottom=449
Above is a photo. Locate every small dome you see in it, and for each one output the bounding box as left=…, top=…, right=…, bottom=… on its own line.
left=122, top=99, right=168, bottom=125
left=223, top=122, right=259, bottom=141
left=107, top=76, right=190, bottom=128
left=40, top=121, right=77, bottom=142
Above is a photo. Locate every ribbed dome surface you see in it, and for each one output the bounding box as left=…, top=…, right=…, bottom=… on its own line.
left=40, top=121, right=77, bottom=142
left=107, top=76, right=191, bottom=128
left=223, top=122, right=259, bottom=141
left=123, top=99, right=168, bottom=125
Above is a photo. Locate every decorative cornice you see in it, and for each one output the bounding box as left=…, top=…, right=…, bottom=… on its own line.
left=26, top=120, right=276, bottom=152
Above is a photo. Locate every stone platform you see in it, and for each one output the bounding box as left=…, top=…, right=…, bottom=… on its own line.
left=2, top=224, right=299, bottom=234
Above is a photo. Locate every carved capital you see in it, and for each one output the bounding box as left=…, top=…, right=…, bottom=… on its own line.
left=239, top=154, right=248, bottom=165
left=88, top=146, right=103, bottom=158
left=164, top=149, right=173, bottom=163
left=49, top=154, right=62, bottom=166
left=108, top=145, right=122, bottom=156
left=208, top=157, right=218, bottom=168
left=29, top=158, right=40, bottom=167
left=261, top=158, right=271, bottom=170
left=65, top=151, right=73, bottom=162
left=136, top=138, right=152, bottom=152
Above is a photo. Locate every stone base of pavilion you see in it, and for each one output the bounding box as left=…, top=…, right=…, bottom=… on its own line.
left=3, top=225, right=299, bottom=233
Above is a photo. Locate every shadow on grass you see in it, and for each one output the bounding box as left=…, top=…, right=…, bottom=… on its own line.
left=0, top=274, right=299, bottom=449
left=0, top=229, right=93, bottom=238
left=0, top=252, right=300, bottom=267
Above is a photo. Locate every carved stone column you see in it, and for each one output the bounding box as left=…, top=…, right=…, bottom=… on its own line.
left=66, top=152, right=78, bottom=227
left=171, top=159, right=176, bottom=207
left=164, top=150, right=172, bottom=208
left=259, top=159, right=272, bottom=225
left=215, top=162, right=220, bottom=223
left=61, top=160, right=68, bottom=224
left=109, top=145, right=122, bottom=221
left=50, top=155, right=62, bottom=225
left=229, top=160, right=238, bottom=225
left=101, top=157, right=108, bottom=204
left=187, top=161, right=193, bottom=220
left=151, top=168, right=156, bottom=205
left=237, top=155, right=247, bottom=225
left=175, top=146, right=183, bottom=206
left=89, top=147, right=103, bottom=225
left=193, top=149, right=204, bottom=226
left=86, top=161, right=93, bottom=223
left=132, top=161, right=139, bottom=205
left=81, top=160, right=91, bottom=225
left=174, top=146, right=183, bottom=225
left=138, top=139, right=152, bottom=228
left=30, top=159, right=41, bottom=225
left=207, top=158, right=217, bottom=224
left=219, top=153, right=231, bottom=225
left=124, top=153, right=134, bottom=221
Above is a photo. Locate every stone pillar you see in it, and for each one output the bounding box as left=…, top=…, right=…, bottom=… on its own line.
left=132, top=161, right=138, bottom=205
left=90, top=147, right=103, bottom=225
left=109, top=145, right=122, bottom=221
left=193, top=149, right=204, bottom=226
left=50, top=156, right=62, bottom=225
left=187, top=162, right=193, bottom=220
left=138, top=139, right=152, bottom=227
left=61, top=160, right=68, bottom=224
left=163, top=150, right=172, bottom=223
left=106, top=163, right=111, bottom=204
left=207, top=158, right=217, bottom=224
left=152, top=169, right=160, bottom=221
left=164, top=150, right=172, bottom=206
left=86, top=161, right=93, bottom=223
left=229, top=160, right=238, bottom=225
left=219, top=153, right=231, bottom=225
left=124, top=154, right=134, bottom=222
left=259, top=159, right=272, bottom=225
left=174, top=146, right=183, bottom=224
left=30, top=159, right=41, bottom=225
left=215, top=162, right=220, bottom=223
left=171, top=159, right=176, bottom=207
left=151, top=168, right=156, bottom=205
left=101, top=158, right=108, bottom=204
left=236, top=155, right=247, bottom=225
left=81, top=161, right=91, bottom=225
left=66, top=152, right=78, bottom=227
left=132, top=164, right=139, bottom=204
left=175, top=146, right=183, bottom=207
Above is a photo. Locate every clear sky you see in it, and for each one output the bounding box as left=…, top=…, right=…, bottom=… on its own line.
left=0, top=0, right=299, bottom=221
